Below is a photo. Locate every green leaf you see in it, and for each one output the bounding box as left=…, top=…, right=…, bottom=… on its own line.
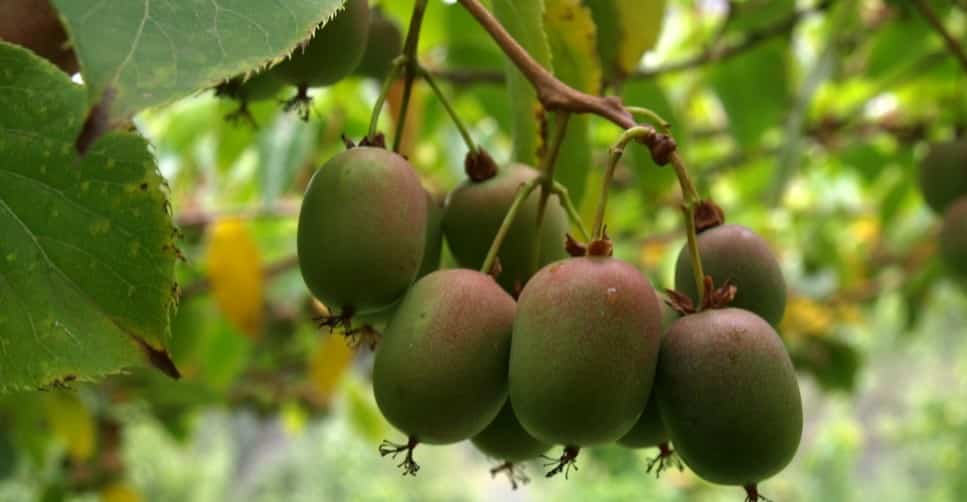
left=493, top=0, right=552, bottom=166
left=544, top=0, right=601, bottom=206
left=711, top=39, right=791, bottom=148
left=50, top=0, right=345, bottom=132
left=585, top=0, right=666, bottom=83
left=0, top=42, right=178, bottom=392
left=614, top=0, right=666, bottom=76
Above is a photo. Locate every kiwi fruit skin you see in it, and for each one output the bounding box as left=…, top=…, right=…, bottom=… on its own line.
left=471, top=400, right=550, bottom=462
left=675, top=224, right=787, bottom=326
left=510, top=256, right=662, bottom=446
left=354, top=9, right=403, bottom=79
left=373, top=269, right=515, bottom=444
left=355, top=191, right=443, bottom=328
left=656, top=308, right=803, bottom=486
left=919, top=140, right=967, bottom=215
left=297, top=146, right=427, bottom=315
left=618, top=302, right=678, bottom=449
left=275, top=0, right=371, bottom=87
left=617, top=391, right=666, bottom=448
left=443, top=164, right=569, bottom=295
left=940, top=196, right=967, bottom=279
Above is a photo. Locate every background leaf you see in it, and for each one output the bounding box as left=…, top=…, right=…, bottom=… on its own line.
left=492, top=0, right=552, bottom=166
left=544, top=0, right=601, bottom=206
left=0, top=42, right=177, bottom=391
left=51, top=0, right=345, bottom=133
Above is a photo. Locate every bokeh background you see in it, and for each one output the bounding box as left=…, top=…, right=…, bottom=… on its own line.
left=3, top=0, right=967, bottom=500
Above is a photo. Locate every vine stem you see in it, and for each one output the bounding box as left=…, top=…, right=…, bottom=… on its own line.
left=368, top=58, right=405, bottom=140
left=593, top=126, right=654, bottom=239
left=417, top=65, right=477, bottom=153
left=551, top=182, right=591, bottom=242
left=627, top=107, right=671, bottom=133
left=531, top=112, right=571, bottom=272
left=669, top=151, right=706, bottom=304
left=481, top=178, right=542, bottom=275
left=393, top=0, right=430, bottom=153
left=456, top=0, right=637, bottom=130
left=913, top=0, right=967, bottom=74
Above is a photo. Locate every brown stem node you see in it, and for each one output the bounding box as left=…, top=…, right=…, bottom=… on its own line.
left=565, top=233, right=587, bottom=257
left=693, top=200, right=725, bottom=233
left=465, top=148, right=499, bottom=182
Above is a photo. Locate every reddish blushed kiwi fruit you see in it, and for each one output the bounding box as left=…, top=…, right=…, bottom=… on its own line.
left=354, top=8, right=403, bottom=79
left=675, top=224, right=786, bottom=326
left=0, top=0, right=77, bottom=74
left=656, top=308, right=802, bottom=486
left=619, top=301, right=677, bottom=449
left=940, top=196, right=967, bottom=278
left=355, top=191, right=443, bottom=328
left=418, top=193, right=444, bottom=278
left=373, top=269, right=515, bottom=444
left=472, top=400, right=550, bottom=462
left=443, top=165, right=569, bottom=294
left=510, top=257, right=662, bottom=445
left=919, top=140, right=967, bottom=214
left=276, top=0, right=370, bottom=87
left=617, top=391, right=666, bottom=448
left=297, top=147, right=427, bottom=316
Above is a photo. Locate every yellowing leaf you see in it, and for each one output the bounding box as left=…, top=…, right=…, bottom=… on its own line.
left=544, top=0, right=602, bottom=204
left=781, top=296, right=834, bottom=339
left=100, top=482, right=142, bottom=502
left=639, top=240, right=667, bottom=269
left=307, top=334, right=356, bottom=406
left=205, top=218, right=264, bottom=339
left=494, top=0, right=553, bottom=166
left=615, top=0, right=668, bottom=75
left=43, top=392, right=95, bottom=462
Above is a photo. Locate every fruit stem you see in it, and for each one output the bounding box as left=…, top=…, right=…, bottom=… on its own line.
left=670, top=152, right=707, bottom=304
left=593, top=126, right=655, bottom=239
left=367, top=58, right=405, bottom=141
left=481, top=178, right=543, bottom=275
left=626, top=106, right=671, bottom=133
left=416, top=65, right=477, bottom=153
left=531, top=112, right=571, bottom=274
left=551, top=182, right=591, bottom=242
left=393, top=0, right=430, bottom=154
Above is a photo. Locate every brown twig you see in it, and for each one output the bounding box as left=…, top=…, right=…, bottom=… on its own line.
left=393, top=0, right=430, bottom=153
left=912, top=0, right=967, bottom=74
left=436, top=1, right=833, bottom=86
left=456, top=0, right=636, bottom=130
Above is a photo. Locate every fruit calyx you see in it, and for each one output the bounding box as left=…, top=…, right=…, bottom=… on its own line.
left=693, top=200, right=725, bottom=233
left=465, top=148, right=499, bottom=182
left=646, top=441, right=684, bottom=478
left=283, top=84, right=312, bottom=120
left=666, top=276, right=737, bottom=315
left=379, top=436, right=420, bottom=476
left=543, top=445, right=580, bottom=479
left=490, top=461, right=530, bottom=490
left=565, top=230, right=613, bottom=257
left=743, top=483, right=773, bottom=502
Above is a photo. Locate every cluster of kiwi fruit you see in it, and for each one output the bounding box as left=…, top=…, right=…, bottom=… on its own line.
left=215, top=0, right=403, bottom=121
left=919, top=140, right=967, bottom=281
left=297, top=134, right=803, bottom=499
